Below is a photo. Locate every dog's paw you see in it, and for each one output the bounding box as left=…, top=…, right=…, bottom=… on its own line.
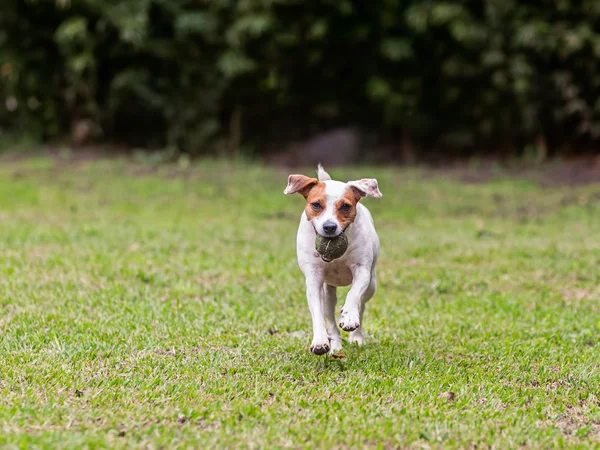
left=339, top=308, right=360, bottom=332
left=349, top=329, right=365, bottom=345
left=329, top=337, right=343, bottom=354
left=310, top=341, right=330, bottom=356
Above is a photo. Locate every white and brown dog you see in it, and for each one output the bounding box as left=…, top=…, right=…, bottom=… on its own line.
left=284, top=165, right=382, bottom=355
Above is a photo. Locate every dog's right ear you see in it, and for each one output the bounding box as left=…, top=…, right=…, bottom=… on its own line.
left=284, top=174, right=319, bottom=198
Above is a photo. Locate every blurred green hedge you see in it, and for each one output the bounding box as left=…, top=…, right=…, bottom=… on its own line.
left=1, top=0, right=600, bottom=156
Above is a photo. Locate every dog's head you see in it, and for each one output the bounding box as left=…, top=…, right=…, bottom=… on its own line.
left=284, top=164, right=382, bottom=237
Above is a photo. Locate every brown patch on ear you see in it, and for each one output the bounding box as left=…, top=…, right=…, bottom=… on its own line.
left=304, top=182, right=327, bottom=220
left=349, top=186, right=364, bottom=202
left=334, top=188, right=359, bottom=229
left=284, top=175, right=319, bottom=198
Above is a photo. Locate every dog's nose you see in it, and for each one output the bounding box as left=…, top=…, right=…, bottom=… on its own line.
left=323, top=221, right=338, bottom=235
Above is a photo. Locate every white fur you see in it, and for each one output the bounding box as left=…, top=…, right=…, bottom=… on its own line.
left=285, top=166, right=382, bottom=355
left=317, top=163, right=332, bottom=181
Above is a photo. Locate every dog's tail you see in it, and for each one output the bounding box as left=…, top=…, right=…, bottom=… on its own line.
left=317, top=163, right=332, bottom=181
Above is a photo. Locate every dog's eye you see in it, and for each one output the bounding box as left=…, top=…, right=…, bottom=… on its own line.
left=339, top=203, right=352, bottom=212
left=311, top=202, right=322, bottom=210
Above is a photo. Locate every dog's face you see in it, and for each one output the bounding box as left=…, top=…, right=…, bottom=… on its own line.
left=284, top=174, right=382, bottom=237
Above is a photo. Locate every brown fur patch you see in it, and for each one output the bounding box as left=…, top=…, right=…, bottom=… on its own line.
left=284, top=175, right=319, bottom=197
left=334, top=188, right=359, bottom=229
left=304, top=182, right=327, bottom=220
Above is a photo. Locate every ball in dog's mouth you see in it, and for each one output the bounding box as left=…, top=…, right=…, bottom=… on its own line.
left=315, top=232, right=348, bottom=262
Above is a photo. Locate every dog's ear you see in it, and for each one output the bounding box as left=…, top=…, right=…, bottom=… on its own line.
left=317, top=163, right=332, bottom=181
left=347, top=178, right=382, bottom=200
left=284, top=174, right=319, bottom=198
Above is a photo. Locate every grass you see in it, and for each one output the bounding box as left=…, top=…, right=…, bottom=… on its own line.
left=0, top=156, right=599, bottom=449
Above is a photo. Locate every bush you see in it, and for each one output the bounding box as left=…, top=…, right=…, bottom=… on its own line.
left=1, top=0, right=600, bottom=157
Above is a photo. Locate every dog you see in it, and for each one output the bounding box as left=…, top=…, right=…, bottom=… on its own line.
left=284, top=164, right=382, bottom=355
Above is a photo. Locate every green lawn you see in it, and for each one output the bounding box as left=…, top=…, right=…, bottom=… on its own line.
left=1, top=156, right=599, bottom=449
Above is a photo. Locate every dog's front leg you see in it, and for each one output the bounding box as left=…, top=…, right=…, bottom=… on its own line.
left=339, top=265, right=371, bottom=332
left=303, top=268, right=330, bottom=355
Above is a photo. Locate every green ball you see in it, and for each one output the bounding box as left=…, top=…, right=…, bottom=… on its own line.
left=315, top=232, right=348, bottom=262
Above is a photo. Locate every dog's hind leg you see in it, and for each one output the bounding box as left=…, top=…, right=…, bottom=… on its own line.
left=323, top=284, right=342, bottom=353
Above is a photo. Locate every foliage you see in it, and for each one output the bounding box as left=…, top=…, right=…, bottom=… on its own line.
left=1, top=158, right=600, bottom=447
left=1, top=0, right=600, bottom=155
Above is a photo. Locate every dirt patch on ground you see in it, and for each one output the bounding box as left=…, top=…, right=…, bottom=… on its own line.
left=536, top=157, right=600, bottom=186
left=550, top=404, right=600, bottom=442
left=4, top=146, right=600, bottom=187
left=422, top=156, right=600, bottom=186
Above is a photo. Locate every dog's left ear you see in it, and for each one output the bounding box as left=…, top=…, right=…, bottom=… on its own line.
left=348, top=178, right=383, bottom=200
left=284, top=174, right=319, bottom=198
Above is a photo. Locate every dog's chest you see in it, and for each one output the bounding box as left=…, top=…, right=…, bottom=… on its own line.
left=323, top=261, right=353, bottom=287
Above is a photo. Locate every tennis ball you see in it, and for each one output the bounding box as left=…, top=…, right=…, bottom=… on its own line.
left=315, top=232, right=348, bottom=262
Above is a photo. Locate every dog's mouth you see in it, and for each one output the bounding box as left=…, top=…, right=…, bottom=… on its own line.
left=313, top=226, right=339, bottom=239
left=318, top=233, right=339, bottom=240
left=316, top=228, right=345, bottom=238
left=320, top=255, right=332, bottom=263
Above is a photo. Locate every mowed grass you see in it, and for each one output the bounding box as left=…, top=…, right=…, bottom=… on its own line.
left=0, top=156, right=599, bottom=449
